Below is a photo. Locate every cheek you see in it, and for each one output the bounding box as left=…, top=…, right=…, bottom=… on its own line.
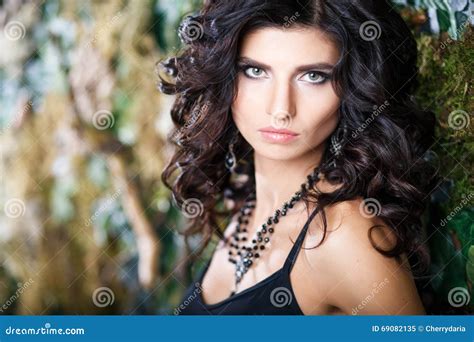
left=297, top=86, right=341, bottom=143
left=300, top=87, right=340, bottom=125
left=302, top=82, right=340, bottom=109
left=231, top=78, right=265, bottom=124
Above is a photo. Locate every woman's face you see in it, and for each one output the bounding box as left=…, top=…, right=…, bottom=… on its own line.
left=231, top=26, right=341, bottom=161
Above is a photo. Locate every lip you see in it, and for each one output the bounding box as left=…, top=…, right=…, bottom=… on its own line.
left=258, top=127, right=299, bottom=143
left=258, top=127, right=298, bottom=135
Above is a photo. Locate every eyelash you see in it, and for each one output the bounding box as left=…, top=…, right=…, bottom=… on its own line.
left=237, top=63, right=331, bottom=85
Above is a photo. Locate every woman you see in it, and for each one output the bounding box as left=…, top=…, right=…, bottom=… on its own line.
left=159, top=0, right=437, bottom=315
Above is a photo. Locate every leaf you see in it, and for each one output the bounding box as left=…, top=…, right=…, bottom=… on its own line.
left=467, top=246, right=474, bottom=283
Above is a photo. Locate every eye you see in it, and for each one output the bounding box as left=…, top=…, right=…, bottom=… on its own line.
left=300, top=71, right=330, bottom=84
left=241, top=66, right=267, bottom=79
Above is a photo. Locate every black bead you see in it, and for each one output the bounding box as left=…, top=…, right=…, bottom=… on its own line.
left=267, top=218, right=272, bottom=225
left=228, top=251, right=232, bottom=255
left=274, top=218, right=279, bottom=223
left=264, top=237, right=269, bottom=243
left=242, top=237, right=247, bottom=241
left=260, top=245, right=265, bottom=250
left=253, top=246, right=258, bottom=250
left=255, top=253, right=260, bottom=258
left=257, top=237, right=262, bottom=242
left=269, top=228, right=274, bottom=233
left=262, top=228, right=267, bottom=233
left=252, top=239, right=256, bottom=243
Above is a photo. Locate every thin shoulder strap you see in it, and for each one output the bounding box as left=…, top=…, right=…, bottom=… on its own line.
left=283, top=205, right=320, bottom=271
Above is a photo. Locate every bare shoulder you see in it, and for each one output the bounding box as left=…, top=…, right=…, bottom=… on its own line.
left=300, top=197, right=425, bottom=315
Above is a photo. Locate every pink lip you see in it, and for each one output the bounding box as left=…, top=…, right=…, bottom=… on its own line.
left=259, top=131, right=299, bottom=143
left=258, top=127, right=298, bottom=135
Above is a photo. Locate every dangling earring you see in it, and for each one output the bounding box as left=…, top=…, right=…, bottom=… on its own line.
left=225, top=132, right=239, bottom=172
left=329, top=120, right=347, bottom=168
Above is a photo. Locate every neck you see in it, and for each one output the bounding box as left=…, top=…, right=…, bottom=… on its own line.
left=251, top=146, right=324, bottom=224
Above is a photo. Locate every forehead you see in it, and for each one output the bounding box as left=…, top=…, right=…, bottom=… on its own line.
left=239, top=27, right=340, bottom=65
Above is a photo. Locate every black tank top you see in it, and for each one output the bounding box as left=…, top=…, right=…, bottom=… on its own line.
left=176, top=206, right=320, bottom=315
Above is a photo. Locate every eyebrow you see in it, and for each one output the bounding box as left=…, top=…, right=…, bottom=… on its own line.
left=237, top=56, right=335, bottom=72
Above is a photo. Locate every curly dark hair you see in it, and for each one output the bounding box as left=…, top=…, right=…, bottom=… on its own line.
left=158, top=0, right=438, bottom=279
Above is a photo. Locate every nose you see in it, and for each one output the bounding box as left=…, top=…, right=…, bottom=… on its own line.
left=266, top=79, right=296, bottom=129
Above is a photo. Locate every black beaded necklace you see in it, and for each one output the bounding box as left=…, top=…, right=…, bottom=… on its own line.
left=226, top=165, right=322, bottom=296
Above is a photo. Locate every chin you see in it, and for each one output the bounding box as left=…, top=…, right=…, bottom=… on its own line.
left=253, top=145, right=301, bottom=161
